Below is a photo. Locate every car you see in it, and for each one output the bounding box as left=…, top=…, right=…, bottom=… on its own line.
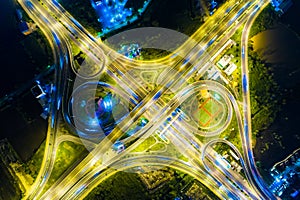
left=138, top=117, right=149, bottom=127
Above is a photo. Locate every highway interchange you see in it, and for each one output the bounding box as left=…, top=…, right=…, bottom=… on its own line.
left=17, top=0, right=279, bottom=199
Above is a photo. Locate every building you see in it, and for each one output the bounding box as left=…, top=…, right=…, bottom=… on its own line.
left=271, top=0, right=293, bottom=14
left=31, top=82, right=51, bottom=119
left=217, top=54, right=234, bottom=69
left=19, top=21, right=31, bottom=35
left=269, top=148, right=300, bottom=198
left=224, top=62, right=237, bottom=76
left=93, top=0, right=132, bottom=30
left=200, top=89, right=210, bottom=98
left=206, top=66, right=229, bottom=84
left=112, top=141, right=125, bottom=153
left=31, top=84, right=46, bottom=99
left=118, top=43, right=141, bottom=59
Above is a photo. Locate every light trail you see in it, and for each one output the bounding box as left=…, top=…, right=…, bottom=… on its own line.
left=240, top=1, right=277, bottom=199
left=16, top=0, right=277, bottom=199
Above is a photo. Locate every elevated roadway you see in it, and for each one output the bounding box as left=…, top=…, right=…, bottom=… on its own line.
left=16, top=0, right=277, bottom=199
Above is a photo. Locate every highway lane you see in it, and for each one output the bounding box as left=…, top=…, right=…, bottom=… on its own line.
left=38, top=0, right=251, bottom=97
left=63, top=155, right=232, bottom=200
left=31, top=0, right=258, bottom=128
left=39, top=80, right=210, bottom=199
left=164, top=128, right=250, bottom=199
left=17, top=0, right=71, bottom=199
left=37, top=1, right=264, bottom=198
left=16, top=0, right=107, bottom=199
left=45, top=0, right=241, bottom=67
left=240, top=1, right=277, bottom=199
left=172, top=121, right=259, bottom=199
left=40, top=79, right=192, bottom=199
left=167, top=82, right=259, bottom=199
left=63, top=0, right=258, bottom=145
left=19, top=0, right=146, bottom=169
left=201, top=139, right=259, bottom=199
left=120, top=80, right=234, bottom=146
left=177, top=84, right=233, bottom=137
left=66, top=110, right=258, bottom=200
left=55, top=135, right=97, bottom=150
left=33, top=0, right=107, bottom=78
left=170, top=66, right=275, bottom=200
left=189, top=3, right=278, bottom=199
left=95, top=0, right=262, bottom=146
left=18, top=0, right=274, bottom=199
left=18, top=1, right=184, bottom=199
left=107, top=0, right=262, bottom=148
left=44, top=9, right=216, bottom=200
left=32, top=1, right=255, bottom=109
left=61, top=79, right=244, bottom=199
left=42, top=80, right=254, bottom=199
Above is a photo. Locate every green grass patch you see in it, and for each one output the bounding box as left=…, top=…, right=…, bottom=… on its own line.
left=42, top=141, right=88, bottom=192
left=250, top=5, right=279, bottom=37
left=248, top=49, right=280, bottom=133
left=140, top=48, right=171, bottom=60
left=132, top=136, right=156, bottom=152
left=203, top=98, right=221, bottom=116
left=149, top=143, right=165, bottom=152
left=23, top=141, right=45, bottom=181
left=85, top=168, right=215, bottom=200
left=85, top=171, right=148, bottom=200
left=199, top=108, right=211, bottom=126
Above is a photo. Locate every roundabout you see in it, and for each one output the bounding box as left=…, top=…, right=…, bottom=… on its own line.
left=68, top=81, right=130, bottom=141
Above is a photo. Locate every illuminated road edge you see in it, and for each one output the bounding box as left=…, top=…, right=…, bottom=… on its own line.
left=16, top=0, right=279, bottom=199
